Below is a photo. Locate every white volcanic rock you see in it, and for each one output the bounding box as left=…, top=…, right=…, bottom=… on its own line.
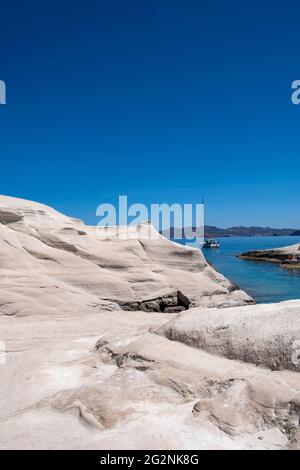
left=157, top=300, right=300, bottom=371
left=240, top=242, right=300, bottom=264
left=1, top=307, right=300, bottom=450
left=1, top=195, right=300, bottom=450
left=0, top=195, right=253, bottom=317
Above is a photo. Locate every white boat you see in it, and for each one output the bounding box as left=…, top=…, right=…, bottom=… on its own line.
left=203, top=239, right=220, bottom=248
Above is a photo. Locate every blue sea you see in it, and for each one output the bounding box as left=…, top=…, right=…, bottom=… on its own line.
left=178, top=236, right=300, bottom=304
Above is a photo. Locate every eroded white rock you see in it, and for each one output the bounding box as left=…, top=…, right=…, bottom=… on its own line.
left=1, top=195, right=299, bottom=450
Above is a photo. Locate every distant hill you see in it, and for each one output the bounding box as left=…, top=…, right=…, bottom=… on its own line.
left=161, top=226, right=300, bottom=239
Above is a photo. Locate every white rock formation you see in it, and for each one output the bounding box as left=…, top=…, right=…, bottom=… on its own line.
left=0, top=195, right=300, bottom=450
left=0, top=195, right=253, bottom=316
left=240, top=242, right=300, bottom=265
left=157, top=301, right=300, bottom=371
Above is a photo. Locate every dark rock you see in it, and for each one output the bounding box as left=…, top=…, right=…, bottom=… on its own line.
left=139, top=300, right=162, bottom=312
left=177, top=290, right=190, bottom=309
left=120, top=291, right=190, bottom=313
left=164, top=306, right=186, bottom=314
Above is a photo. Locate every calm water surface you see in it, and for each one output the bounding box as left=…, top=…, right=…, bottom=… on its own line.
left=179, top=236, right=300, bottom=304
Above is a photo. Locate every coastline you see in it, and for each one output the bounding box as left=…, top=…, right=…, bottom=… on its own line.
left=180, top=236, right=300, bottom=304
left=239, top=243, right=300, bottom=269
left=1, top=196, right=300, bottom=450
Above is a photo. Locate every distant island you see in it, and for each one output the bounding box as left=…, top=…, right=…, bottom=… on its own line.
left=161, top=226, right=300, bottom=239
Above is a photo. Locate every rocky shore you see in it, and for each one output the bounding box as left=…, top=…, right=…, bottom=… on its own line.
left=239, top=243, right=300, bottom=269
left=1, top=196, right=300, bottom=450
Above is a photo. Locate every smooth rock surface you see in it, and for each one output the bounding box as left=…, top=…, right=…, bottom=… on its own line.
left=1, top=307, right=300, bottom=450
left=157, top=301, right=300, bottom=371
left=0, top=195, right=253, bottom=317
left=240, top=243, right=300, bottom=265
left=1, top=195, right=300, bottom=450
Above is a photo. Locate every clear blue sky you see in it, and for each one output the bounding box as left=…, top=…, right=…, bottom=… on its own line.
left=0, top=0, right=299, bottom=227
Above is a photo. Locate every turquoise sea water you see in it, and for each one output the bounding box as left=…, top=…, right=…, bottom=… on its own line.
left=179, top=236, right=300, bottom=304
